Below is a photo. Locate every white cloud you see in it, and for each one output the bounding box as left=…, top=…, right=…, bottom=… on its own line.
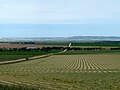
left=0, top=0, right=120, bottom=24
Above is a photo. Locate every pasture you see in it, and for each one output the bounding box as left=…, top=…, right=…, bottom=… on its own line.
left=59, top=50, right=120, bottom=55
left=0, top=54, right=120, bottom=89
left=0, top=50, right=60, bottom=61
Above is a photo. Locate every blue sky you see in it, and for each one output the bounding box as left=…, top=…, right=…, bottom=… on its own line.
left=0, top=0, right=120, bottom=37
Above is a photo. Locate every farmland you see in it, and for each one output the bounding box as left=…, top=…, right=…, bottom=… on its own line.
left=0, top=44, right=62, bottom=61
left=0, top=54, right=120, bottom=89
left=0, top=42, right=120, bottom=89
left=0, top=44, right=67, bottom=49
left=0, top=44, right=44, bottom=49
left=0, top=50, right=60, bottom=61
left=59, top=50, right=120, bottom=55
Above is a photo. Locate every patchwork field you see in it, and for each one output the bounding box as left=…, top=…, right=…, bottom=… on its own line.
left=0, top=44, right=67, bottom=49
left=0, top=54, right=120, bottom=89
left=59, top=50, right=120, bottom=55
left=0, top=44, right=43, bottom=49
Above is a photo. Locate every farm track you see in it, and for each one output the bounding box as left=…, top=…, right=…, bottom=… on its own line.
left=0, top=54, right=53, bottom=65
left=0, top=43, right=72, bottom=65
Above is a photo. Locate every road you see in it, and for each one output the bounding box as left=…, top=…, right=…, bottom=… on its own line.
left=0, top=43, right=72, bottom=65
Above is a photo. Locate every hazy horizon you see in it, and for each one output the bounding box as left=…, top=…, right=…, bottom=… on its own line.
left=0, top=0, right=120, bottom=37
left=1, top=35, right=120, bottom=38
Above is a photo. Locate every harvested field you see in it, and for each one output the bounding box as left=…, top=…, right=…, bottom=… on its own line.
left=0, top=44, right=46, bottom=49
left=0, top=54, right=120, bottom=89
left=0, top=44, right=67, bottom=49
left=0, top=54, right=119, bottom=73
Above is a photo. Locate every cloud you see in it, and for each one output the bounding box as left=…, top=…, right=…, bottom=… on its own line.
left=0, top=0, right=120, bottom=24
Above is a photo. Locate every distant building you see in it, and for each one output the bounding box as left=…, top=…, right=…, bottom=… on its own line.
left=26, top=47, right=38, bottom=50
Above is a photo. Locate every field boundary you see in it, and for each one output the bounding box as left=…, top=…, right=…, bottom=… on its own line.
left=0, top=43, right=72, bottom=65
left=0, top=54, right=53, bottom=65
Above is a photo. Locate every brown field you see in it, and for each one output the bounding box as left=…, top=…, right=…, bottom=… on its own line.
left=0, top=44, right=66, bottom=49
left=0, top=44, right=43, bottom=49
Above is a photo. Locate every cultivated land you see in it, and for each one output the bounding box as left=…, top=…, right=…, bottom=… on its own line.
left=0, top=41, right=120, bottom=89
left=0, top=50, right=60, bottom=61
left=0, top=54, right=120, bottom=89
left=0, top=44, right=43, bottom=48
left=0, top=44, right=65, bottom=61
left=59, top=50, right=120, bottom=55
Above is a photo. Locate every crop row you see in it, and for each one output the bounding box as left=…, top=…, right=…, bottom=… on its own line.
left=0, top=55, right=120, bottom=73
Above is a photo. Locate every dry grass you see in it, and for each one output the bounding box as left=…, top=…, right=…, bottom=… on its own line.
left=0, top=54, right=120, bottom=89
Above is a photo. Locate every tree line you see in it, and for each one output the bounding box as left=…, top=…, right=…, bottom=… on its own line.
left=0, top=46, right=120, bottom=52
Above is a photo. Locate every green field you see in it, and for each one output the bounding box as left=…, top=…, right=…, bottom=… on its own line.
left=0, top=54, right=120, bottom=89
left=71, top=41, right=120, bottom=47
left=0, top=50, right=60, bottom=61
left=37, top=41, right=120, bottom=47
left=0, top=84, right=38, bottom=90
left=58, top=50, right=120, bottom=55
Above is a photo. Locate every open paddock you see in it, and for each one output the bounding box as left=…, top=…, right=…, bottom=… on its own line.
left=0, top=54, right=120, bottom=89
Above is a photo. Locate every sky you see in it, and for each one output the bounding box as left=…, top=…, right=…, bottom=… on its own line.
left=0, top=0, right=120, bottom=37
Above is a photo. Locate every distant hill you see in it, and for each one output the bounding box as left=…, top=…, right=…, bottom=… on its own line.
left=68, top=36, right=120, bottom=41
left=1, top=36, right=120, bottom=41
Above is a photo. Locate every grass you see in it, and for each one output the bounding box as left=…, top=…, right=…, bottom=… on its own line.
left=0, top=50, right=60, bottom=61
left=58, top=50, right=120, bottom=55
left=37, top=41, right=120, bottom=47
left=0, top=55, right=33, bottom=61
left=1, top=72, right=120, bottom=90
left=39, top=72, right=120, bottom=90
left=0, top=84, right=38, bottom=90
left=0, top=54, right=120, bottom=89
left=71, top=42, right=120, bottom=47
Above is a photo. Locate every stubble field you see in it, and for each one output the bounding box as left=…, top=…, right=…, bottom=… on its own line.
left=0, top=54, right=120, bottom=89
